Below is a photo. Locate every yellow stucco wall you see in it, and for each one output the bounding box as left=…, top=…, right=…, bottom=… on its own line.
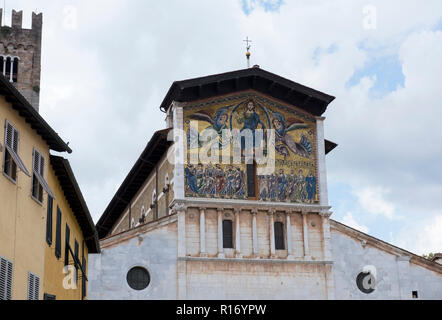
left=0, top=95, right=90, bottom=300
left=0, top=95, right=49, bottom=300
left=43, top=164, right=89, bottom=300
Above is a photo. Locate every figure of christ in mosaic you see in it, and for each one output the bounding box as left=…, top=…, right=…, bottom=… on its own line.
left=230, top=99, right=271, bottom=156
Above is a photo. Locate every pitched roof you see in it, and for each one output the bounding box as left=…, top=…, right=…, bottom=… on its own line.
left=160, top=67, right=335, bottom=116
left=50, top=155, right=100, bottom=253
left=0, top=74, right=72, bottom=153
left=96, top=128, right=172, bottom=239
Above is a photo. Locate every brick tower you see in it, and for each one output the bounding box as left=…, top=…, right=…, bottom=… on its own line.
left=0, top=9, right=42, bottom=112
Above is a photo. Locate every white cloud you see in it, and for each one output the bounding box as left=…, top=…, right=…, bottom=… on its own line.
left=393, top=214, right=442, bottom=255
left=354, top=187, right=396, bottom=219
left=342, top=212, right=369, bottom=233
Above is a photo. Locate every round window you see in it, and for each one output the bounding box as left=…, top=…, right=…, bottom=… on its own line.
left=126, top=266, right=150, bottom=290
left=356, top=272, right=375, bottom=294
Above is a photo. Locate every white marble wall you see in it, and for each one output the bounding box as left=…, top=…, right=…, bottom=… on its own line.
left=331, top=226, right=442, bottom=300
left=88, top=222, right=178, bottom=300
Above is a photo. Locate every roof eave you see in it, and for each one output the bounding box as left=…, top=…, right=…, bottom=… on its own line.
left=0, top=74, right=72, bottom=153
left=50, top=155, right=100, bottom=253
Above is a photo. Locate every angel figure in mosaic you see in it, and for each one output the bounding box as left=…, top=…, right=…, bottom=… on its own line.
left=187, top=106, right=231, bottom=148
left=271, top=112, right=313, bottom=159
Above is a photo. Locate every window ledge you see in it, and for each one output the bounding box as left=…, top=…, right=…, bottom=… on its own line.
left=31, top=194, right=43, bottom=206
left=2, top=171, right=17, bottom=185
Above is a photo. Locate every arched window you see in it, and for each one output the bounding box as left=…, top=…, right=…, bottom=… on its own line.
left=5, top=57, right=11, bottom=79
left=222, top=219, right=233, bottom=249
left=274, top=221, right=285, bottom=250
left=2, top=57, right=19, bottom=83
left=12, top=58, right=18, bottom=82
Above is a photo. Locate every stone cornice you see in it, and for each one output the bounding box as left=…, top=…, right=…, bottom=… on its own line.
left=170, top=198, right=332, bottom=215
left=178, top=256, right=333, bottom=265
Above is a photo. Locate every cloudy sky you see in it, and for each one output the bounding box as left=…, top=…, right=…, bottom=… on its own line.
left=7, top=0, right=442, bottom=255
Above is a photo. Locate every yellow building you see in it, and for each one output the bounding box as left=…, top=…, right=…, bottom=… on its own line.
left=0, top=73, right=99, bottom=300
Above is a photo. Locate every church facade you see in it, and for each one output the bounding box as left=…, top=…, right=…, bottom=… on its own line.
left=89, top=67, right=442, bottom=299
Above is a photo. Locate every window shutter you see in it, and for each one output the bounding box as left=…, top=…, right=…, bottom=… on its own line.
left=5, top=121, right=13, bottom=148
left=46, top=196, right=53, bottom=245
left=0, top=256, right=13, bottom=300
left=65, top=224, right=70, bottom=266
left=55, top=207, right=62, bottom=258
left=39, top=154, right=44, bottom=176
left=222, top=220, right=233, bottom=249
left=33, top=149, right=40, bottom=173
left=27, top=272, right=40, bottom=300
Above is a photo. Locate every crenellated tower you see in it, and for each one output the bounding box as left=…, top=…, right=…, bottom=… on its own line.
left=0, top=9, right=42, bottom=111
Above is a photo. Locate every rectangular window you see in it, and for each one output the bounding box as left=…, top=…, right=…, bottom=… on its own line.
left=46, top=196, right=53, bottom=245
left=0, top=256, right=13, bottom=300
left=222, top=220, right=233, bottom=249
left=32, top=149, right=44, bottom=203
left=246, top=162, right=256, bottom=198
left=65, top=224, right=70, bottom=266
left=31, top=148, right=55, bottom=204
left=3, top=120, right=30, bottom=182
left=274, top=222, right=285, bottom=250
left=27, top=272, right=40, bottom=300
left=55, top=207, right=62, bottom=259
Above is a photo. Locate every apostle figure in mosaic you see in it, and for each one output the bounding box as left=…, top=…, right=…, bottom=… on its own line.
left=223, top=165, right=237, bottom=196
left=233, top=167, right=246, bottom=197
left=285, top=169, right=296, bottom=200
left=215, top=164, right=226, bottom=195
left=295, top=170, right=307, bottom=202
left=277, top=169, right=288, bottom=201
left=259, top=175, right=268, bottom=200
left=185, top=164, right=199, bottom=194
left=269, top=174, right=277, bottom=201
left=204, top=164, right=216, bottom=195
left=305, top=170, right=317, bottom=203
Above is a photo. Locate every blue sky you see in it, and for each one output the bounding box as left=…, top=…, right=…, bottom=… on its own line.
left=241, top=0, right=284, bottom=15
left=8, top=0, right=442, bottom=255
